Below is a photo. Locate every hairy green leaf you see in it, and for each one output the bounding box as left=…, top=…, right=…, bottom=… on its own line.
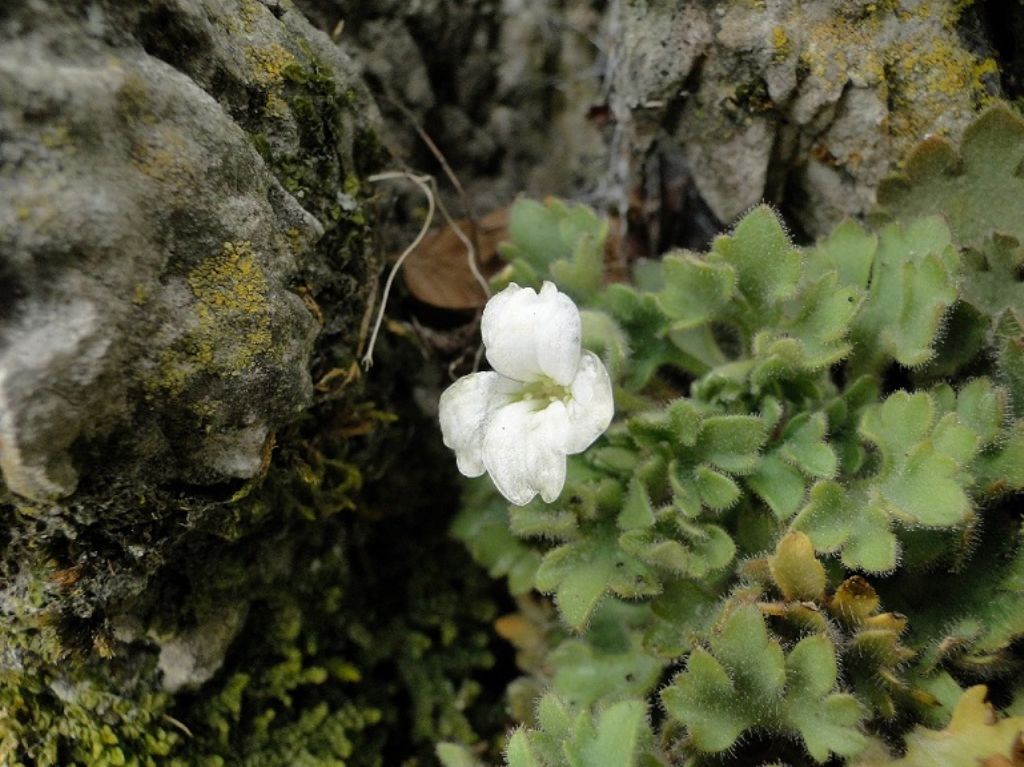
left=874, top=105, right=1024, bottom=247
left=852, top=217, right=959, bottom=369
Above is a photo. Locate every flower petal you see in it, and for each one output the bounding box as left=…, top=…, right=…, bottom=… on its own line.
left=482, top=399, right=571, bottom=505
left=438, top=371, right=513, bottom=477
left=482, top=281, right=581, bottom=385
left=564, top=350, right=615, bottom=454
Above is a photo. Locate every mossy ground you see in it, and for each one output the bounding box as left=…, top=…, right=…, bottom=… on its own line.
left=0, top=341, right=514, bottom=765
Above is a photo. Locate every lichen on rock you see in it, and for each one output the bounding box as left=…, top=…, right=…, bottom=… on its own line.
left=0, top=0, right=403, bottom=763
left=610, top=0, right=1002, bottom=239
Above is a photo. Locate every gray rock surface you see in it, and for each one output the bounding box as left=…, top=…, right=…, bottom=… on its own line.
left=609, top=0, right=1001, bottom=237
left=294, top=0, right=1002, bottom=256
left=0, top=0, right=381, bottom=707
left=295, top=0, right=610, bottom=214
left=0, top=0, right=378, bottom=503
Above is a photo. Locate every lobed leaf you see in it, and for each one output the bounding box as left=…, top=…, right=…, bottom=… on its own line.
left=709, top=206, right=803, bottom=310
left=782, top=635, right=867, bottom=762
left=451, top=482, right=542, bottom=595
left=534, top=522, right=660, bottom=631
left=874, top=104, right=1024, bottom=247
left=655, top=252, right=736, bottom=330
left=662, top=606, right=866, bottom=761
left=851, top=217, right=960, bottom=370
left=852, top=686, right=1024, bottom=766
left=506, top=695, right=652, bottom=767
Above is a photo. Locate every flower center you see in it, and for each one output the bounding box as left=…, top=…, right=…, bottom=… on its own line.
left=515, top=376, right=572, bottom=410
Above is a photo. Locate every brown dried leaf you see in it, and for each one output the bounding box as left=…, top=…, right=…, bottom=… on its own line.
left=402, top=208, right=509, bottom=310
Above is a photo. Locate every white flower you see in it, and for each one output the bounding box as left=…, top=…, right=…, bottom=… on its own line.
left=439, top=281, right=615, bottom=506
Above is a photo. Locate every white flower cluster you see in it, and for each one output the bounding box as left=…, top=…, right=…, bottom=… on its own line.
left=439, top=282, right=614, bottom=505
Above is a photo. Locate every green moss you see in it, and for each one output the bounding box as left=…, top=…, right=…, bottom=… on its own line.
left=0, top=666, right=186, bottom=767
left=1, top=347, right=509, bottom=765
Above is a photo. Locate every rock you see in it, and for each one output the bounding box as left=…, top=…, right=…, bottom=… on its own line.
left=295, top=0, right=610, bottom=213
left=610, top=0, right=1002, bottom=237
left=0, top=0, right=381, bottom=714
left=155, top=600, right=248, bottom=693
left=0, top=0, right=378, bottom=503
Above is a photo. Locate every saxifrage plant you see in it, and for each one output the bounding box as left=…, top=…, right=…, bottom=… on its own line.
left=439, top=105, right=1024, bottom=766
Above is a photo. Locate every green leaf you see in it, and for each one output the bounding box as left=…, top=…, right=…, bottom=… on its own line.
left=874, top=104, right=1024, bottom=247
left=655, top=251, right=736, bottom=330
left=782, top=635, right=867, bottom=762
left=997, top=309, right=1024, bottom=419
left=747, top=454, right=807, bottom=520
left=535, top=523, right=660, bottom=631
left=619, top=530, right=691, bottom=575
left=509, top=503, right=579, bottom=540
left=502, top=199, right=565, bottom=272
left=752, top=271, right=862, bottom=375
left=747, top=411, right=835, bottom=521
left=617, top=478, right=656, bottom=531
left=498, top=198, right=606, bottom=300
left=537, top=694, right=573, bottom=738
left=508, top=694, right=651, bottom=767
left=550, top=606, right=664, bottom=709
left=954, top=378, right=1005, bottom=448
left=549, top=222, right=605, bottom=300
left=710, top=205, right=803, bottom=309
left=860, top=392, right=972, bottom=527
left=506, top=729, right=544, bottom=767
left=809, top=218, right=877, bottom=289
left=976, top=421, right=1024, bottom=493
left=711, top=605, right=786, bottom=701
left=793, top=480, right=857, bottom=553
left=662, top=604, right=864, bottom=760
left=842, top=499, right=901, bottom=573
left=852, top=216, right=960, bottom=369
left=645, top=580, right=720, bottom=659
left=696, top=415, right=768, bottom=474
left=581, top=310, right=629, bottom=380
left=693, top=465, right=741, bottom=510
left=684, top=524, right=737, bottom=578
left=961, top=234, right=1024, bottom=322
left=564, top=700, right=650, bottom=767
left=451, top=482, right=542, bottom=595
left=661, top=648, right=750, bottom=753
left=668, top=399, right=703, bottom=446
left=779, top=412, right=838, bottom=479
left=795, top=387, right=988, bottom=571
left=793, top=482, right=900, bottom=572
left=600, top=284, right=709, bottom=384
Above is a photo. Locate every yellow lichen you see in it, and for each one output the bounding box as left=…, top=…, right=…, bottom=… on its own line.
left=941, top=0, right=976, bottom=28
left=145, top=242, right=274, bottom=397
left=771, top=26, right=791, bottom=62
left=245, top=43, right=295, bottom=87
left=116, top=72, right=157, bottom=126
left=239, top=0, right=262, bottom=32
left=285, top=226, right=306, bottom=255
left=131, top=127, right=197, bottom=193
left=884, top=33, right=995, bottom=140
left=188, top=241, right=273, bottom=372
left=791, top=3, right=994, bottom=152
